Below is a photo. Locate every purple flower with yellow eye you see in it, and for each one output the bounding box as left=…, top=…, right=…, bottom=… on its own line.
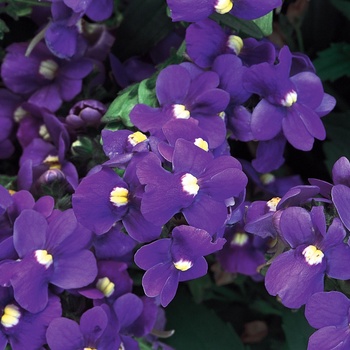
left=265, top=206, right=350, bottom=309
left=72, top=165, right=161, bottom=242
left=135, top=225, right=225, bottom=307
left=166, top=0, right=281, bottom=22
left=243, top=46, right=336, bottom=151
left=137, top=138, right=247, bottom=234
left=0, top=209, right=97, bottom=313
left=130, top=63, right=229, bottom=148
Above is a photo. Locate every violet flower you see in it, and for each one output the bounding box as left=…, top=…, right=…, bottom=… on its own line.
left=137, top=139, right=247, bottom=234
left=1, top=42, right=93, bottom=112
left=166, top=0, right=281, bottom=22
left=305, top=291, right=350, bottom=350
left=243, top=46, right=336, bottom=151
left=265, top=206, right=350, bottom=309
left=134, top=225, right=226, bottom=306
left=0, top=209, right=97, bottom=313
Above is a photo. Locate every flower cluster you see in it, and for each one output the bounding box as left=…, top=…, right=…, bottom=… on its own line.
left=0, top=0, right=348, bottom=349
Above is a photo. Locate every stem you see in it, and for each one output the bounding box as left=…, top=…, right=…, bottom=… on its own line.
left=2, top=0, right=51, bottom=6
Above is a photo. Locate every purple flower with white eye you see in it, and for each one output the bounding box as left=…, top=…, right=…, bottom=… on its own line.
left=0, top=287, right=61, bottom=350
left=130, top=64, right=230, bottom=148
left=264, top=206, right=350, bottom=309
left=0, top=209, right=97, bottom=313
left=1, top=42, right=93, bottom=112
left=135, top=225, right=226, bottom=307
left=72, top=165, right=162, bottom=242
left=305, top=291, right=350, bottom=350
left=137, top=138, right=247, bottom=234
left=243, top=46, right=336, bottom=151
left=166, top=0, right=281, bottom=22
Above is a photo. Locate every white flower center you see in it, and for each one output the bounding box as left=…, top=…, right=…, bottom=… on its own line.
left=172, top=104, right=190, bottom=119
left=194, top=138, right=209, bottom=151
left=39, top=59, right=59, bottom=80
left=260, top=173, right=275, bottom=185
left=128, top=131, right=147, bottom=146
left=266, top=197, right=281, bottom=212
left=215, top=0, right=233, bottom=14
left=35, top=249, right=53, bottom=269
left=227, top=35, right=243, bottom=55
left=181, top=173, right=199, bottom=196
left=231, top=233, right=249, bottom=246
left=1, top=304, right=21, bottom=328
left=110, top=187, right=129, bottom=207
left=13, top=106, right=28, bottom=123
left=302, top=245, right=324, bottom=265
left=174, top=259, right=193, bottom=271
left=96, top=277, right=115, bottom=297
left=281, top=90, right=298, bottom=107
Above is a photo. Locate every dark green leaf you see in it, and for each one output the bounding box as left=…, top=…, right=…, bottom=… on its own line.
left=187, top=274, right=213, bottom=303
left=0, top=175, right=16, bottom=189
left=164, top=290, right=244, bottom=350
left=252, top=12, right=274, bottom=37
left=138, top=78, right=158, bottom=107
left=313, top=43, right=350, bottom=81
left=281, top=308, right=314, bottom=350
left=330, top=0, right=350, bottom=20
left=0, top=19, right=9, bottom=40
left=210, top=13, right=264, bottom=39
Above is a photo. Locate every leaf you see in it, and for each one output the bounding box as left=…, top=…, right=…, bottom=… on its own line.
left=164, top=290, right=244, bottom=350
left=322, top=112, right=350, bottom=173
left=0, top=19, right=9, bottom=40
left=281, top=308, right=314, bottom=350
left=210, top=13, right=265, bottom=39
left=138, top=77, right=158, bottom=107
left=330, top=0, right=350, bottom=20
left=0, top=175, right=16, bottom=189
left=313, top=43, right=350, bottom=82
left=252, top=11, right=274, bottom=37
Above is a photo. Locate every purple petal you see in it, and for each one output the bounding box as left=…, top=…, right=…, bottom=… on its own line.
left=307, top=326, right=350, bottom=350
left=332, top=157, right=350, bottom=186
left=332, top=184, right=350, bottom=231
left=80, top=306, right=108, bottom=342
left=114, top=293, right=143, bottom=330
left=231, top=0, right=282, bottom=20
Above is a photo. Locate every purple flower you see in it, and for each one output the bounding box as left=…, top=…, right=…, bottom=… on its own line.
left=72, top=165, right=161, bottom=242
left=0, top=209, right=97, bottom=313
left=264, top=206, right=350, bottom=308
left=243, top=46, right=336, bottom=151
left=137, top=139, right=247, bottom=234
left=1, top=42, right=93, bottom=112
left=135, top=225, right=225, bottom=306
left=305, top=291, right=350, bottom=350
left=166, top=0, right=281, bottom=22
left=130, top=64, right=230, bottom=148
left=0, top=287, right=61, bottom=350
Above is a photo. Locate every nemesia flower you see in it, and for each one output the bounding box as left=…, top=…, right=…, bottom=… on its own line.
left=135, top=225, right=226, bottom=306
left=1, top=42, right=93, bottom=112
left=0, top=287, right=61, bottom=350
left=130, top=63, right=230, bottom=148
left=166, top=0, right=282, bottom=22
left=305, top=291, right=350, bottom=350
left=243, top=46, right=336, bottom=151
left=264, top=206, right=350, bottom=308
left=137, top=139, right=247, bottom=234
left=0, top=209, right=97, bottom=313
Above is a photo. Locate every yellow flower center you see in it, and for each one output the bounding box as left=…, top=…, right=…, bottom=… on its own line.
left=174, top=259, right=193, bottom=271
left=96, top=277, right=115, bottom=297
left=227, top=35, right=243, bottom=55
left=35, top=249, right=53, bottom=268
left=302, top=245, right=324, bottom=265
left=181, top=173, right=199, bottom=196
left=39, top=59, right=59, bottom=80
left=194, top=138, right=209, bottom=151
left=281, top=90, right=298, bottom=107
left=172, top=104, right=190, bottom=119
left=231, top=232, right=249, bottom=246
left=1, top=304, right=21, bottom=328
left=13, top=106, right=28, bottom=123
left=110, top=187, right=129, bottom=207
left=266, top=197, right=281, bottom=212
left=215, top=0, right=233, bottom=14
left=43, top=155, right=61, bottom=170
left=128, top=131, right=147, bottom=146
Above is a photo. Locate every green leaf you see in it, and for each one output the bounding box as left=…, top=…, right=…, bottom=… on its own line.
left=0, top=19, right=9, bottom=40
left=323, top=112, right=350, bottom=173
left=102, top=84, right=139, bottom=127
left=210, top=13, right=265, bottom=39
left=164, top=290, right=244, bottom=350
left=330, top=0, right=350, bottom=20
left=252, top=12, right=273, bottom=37
left=138, top=77, right=157, bottom=107
left=281, top=308, right=314, bottom=350
left=187, top=274, right=213, bottom=303
left=313, top=43, right=350, bottom=82
left=0, top=175, right=16, bottom=189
